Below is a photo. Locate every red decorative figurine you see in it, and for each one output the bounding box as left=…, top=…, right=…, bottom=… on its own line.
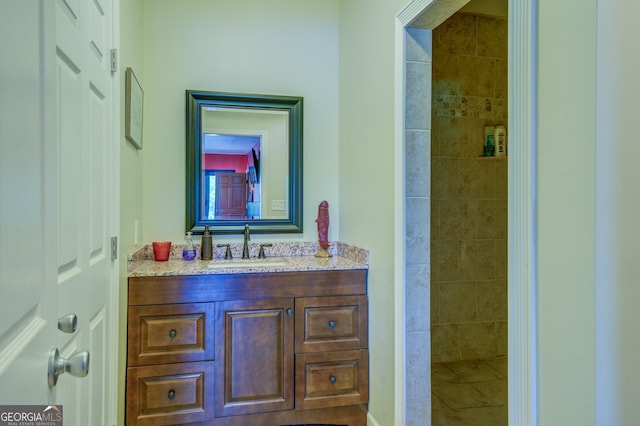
left=315, top=200, right=332, bottom=257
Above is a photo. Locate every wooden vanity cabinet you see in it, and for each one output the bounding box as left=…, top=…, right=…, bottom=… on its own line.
left=126, top=269, right=368, bottom=426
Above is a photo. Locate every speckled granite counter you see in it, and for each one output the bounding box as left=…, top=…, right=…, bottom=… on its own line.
left=128, top=241, right=368, bottom=277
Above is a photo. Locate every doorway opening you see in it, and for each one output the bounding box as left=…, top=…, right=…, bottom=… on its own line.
left=398, top=0, right=535, bottom=424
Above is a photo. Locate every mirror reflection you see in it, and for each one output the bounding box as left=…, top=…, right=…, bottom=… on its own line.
left=186, top=91, right=303, bottom=234
left=201, top=107, right=288, bottom=220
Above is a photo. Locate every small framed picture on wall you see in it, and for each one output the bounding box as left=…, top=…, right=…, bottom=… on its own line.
left=125, top=67, right=143, bottom=149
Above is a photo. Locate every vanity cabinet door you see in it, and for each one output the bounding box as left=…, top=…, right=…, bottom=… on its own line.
left=127, top=303, right=214, bottom=366
left=295, top=349, right=369, bottom=410
left=295, top=295, right=368, bottom=353
left=126, top=361, right=214, bottom=426
left=215, top=298, right=295, bottom=417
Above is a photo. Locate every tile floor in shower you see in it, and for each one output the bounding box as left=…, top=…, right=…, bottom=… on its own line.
left=432, top=357, right=507, bottom=425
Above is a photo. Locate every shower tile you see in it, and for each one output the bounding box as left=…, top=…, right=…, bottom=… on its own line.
left=431, top=279, right=440, bottom=325
left=472, top=379, right=507, bottom=406
left=494, top=239, right=508, bottom=280
left=456, top=405, right=507, bottom=425
left=496, top=321, right=508, bottom=356
left=455, top=240, right=495, bottom=281
left=434, top=13, right=477, bottom=56
left=457, top=158, right=495, bottom=199
left=406, top=129, right=430, bottom=198
left=438, top=116, right=487, bottom=158
left=406, top=197, right=430, bottom=265
left=406, top=264, right=430, bottom=332
left=431, top=157, right=458, bottom=199
left=445, top=359, right=503, bottom=382
left=406, top=61, right=431, bottom=130
left=432, top=362, right=465, bottom=385
left=495, top=158, right=508, bottom=199
left=460, top=322, right=497, bottom=360
left=431, top=395, right=464, bottom=426
left=459, top=55, right=495, bottom=98
left=483, top=356, right=508, bottom=377
left=477, top=199, right=507, bottom=239
left=433, top=51, right=459, bottom=96
left=477, top=280, right=507, bottom=321
left=439, top=281, right=477, bottom=323
left=406, top=27, right=432, bottom=63
left=431, top=324, right=461, bottom=363
left=432, top=382, right=492, bottom=409
left=477, top=16, right=507, bottom=59
left=406, top=331, right=431, bottom=402
left=407, top=400, right=432, bottom=426
left=440, top=198, right=478, bottom=239
left=495, top=58, right=508, bottom=99
left=431, top=112, right=441, bottom=155
left=431, top=199, right=441, bottom=241
left=431, top=240, right=457, bottom=282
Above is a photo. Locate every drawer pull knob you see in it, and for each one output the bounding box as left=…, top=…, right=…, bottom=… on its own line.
left=169, top=329, right=177, bottom=338
left=329, top=376, right=337, bottom=384
left=286, top=308, right=294, bottom=317
left=168, top=389, right=176, bottom=400
left=328, top=320, right=336, bottom=329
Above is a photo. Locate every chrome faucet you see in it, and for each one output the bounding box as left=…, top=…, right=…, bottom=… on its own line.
left=242, top=224, right=251, bottom=259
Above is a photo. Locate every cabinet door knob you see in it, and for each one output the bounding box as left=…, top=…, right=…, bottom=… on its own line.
left=328, top=320, right=336, bottom=329
left=286, top=308, right=294, bottom=317
left=168, top=389, right=176, bottom=400
left=169, top=329, right=177, bottom=338
left=329, top=375, right=337, bottom=384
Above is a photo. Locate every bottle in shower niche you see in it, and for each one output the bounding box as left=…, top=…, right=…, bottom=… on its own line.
left=182, top=231, right=196, bottom=261
left=200, top=226, right=213, bottom=260
left=495, top=125, right=507, bottom=156
left=484, top=126, right=495, bottom=156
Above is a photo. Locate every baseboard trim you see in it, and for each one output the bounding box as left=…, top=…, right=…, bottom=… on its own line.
left=367, top=412, right=381, bottom=426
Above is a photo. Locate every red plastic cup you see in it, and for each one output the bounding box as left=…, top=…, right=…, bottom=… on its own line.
left=152, top=241, right=172, bottom=261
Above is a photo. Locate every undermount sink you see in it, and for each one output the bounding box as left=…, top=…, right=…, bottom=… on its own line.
left=207, top=260, right=288, bottom=269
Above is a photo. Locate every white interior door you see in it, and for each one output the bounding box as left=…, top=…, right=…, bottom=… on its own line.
left=55, top=0, right=116, bottom=424
left=0, top=1, right=117, bottom=424
left=0, top=0, right=58, bottom=406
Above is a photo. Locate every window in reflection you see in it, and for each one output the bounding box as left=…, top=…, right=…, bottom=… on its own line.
left=201, top=133, right=262, bottom=220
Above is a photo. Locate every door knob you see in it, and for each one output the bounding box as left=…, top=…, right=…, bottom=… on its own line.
left=48, top=347, right=90, bottom=387
left=57, top=314, right=77, bottom=333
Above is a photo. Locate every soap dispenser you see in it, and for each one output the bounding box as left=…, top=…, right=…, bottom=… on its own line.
left=182, top=231, right=196, bottom=261
left=200, top=226, right=213, bottom=260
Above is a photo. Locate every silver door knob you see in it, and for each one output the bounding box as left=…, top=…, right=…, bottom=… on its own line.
left=57, top=314, right=77, bottom=333
left=48, top=347, right=90, bottom=387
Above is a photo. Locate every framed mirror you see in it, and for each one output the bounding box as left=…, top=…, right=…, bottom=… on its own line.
left=186, top=90, right=303, bottom=234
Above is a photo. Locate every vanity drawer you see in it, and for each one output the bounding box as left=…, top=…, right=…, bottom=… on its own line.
left=128, top=303, right=214, bottom=366
left=295, top=350, right=369, bottom=410
left=295, top=296, right=368, bottom=353
left=126, top=361, right=214, bottom=426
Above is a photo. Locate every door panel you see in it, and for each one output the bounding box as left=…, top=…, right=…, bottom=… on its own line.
left=0, top=0, right=56, bottom=404
left=0, top=0, right=116, bottom=424
left=55, top=0, right=114, bottom=423
left=215, top=298, right=294, bottom=417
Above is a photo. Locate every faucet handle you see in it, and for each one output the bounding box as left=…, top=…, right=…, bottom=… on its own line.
left=216, top=244, right=233, bottom=259
left=258, top=243, right=273, bottom=259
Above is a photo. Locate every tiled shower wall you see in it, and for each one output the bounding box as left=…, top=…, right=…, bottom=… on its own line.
left=430, top=12, right=508, bottom=363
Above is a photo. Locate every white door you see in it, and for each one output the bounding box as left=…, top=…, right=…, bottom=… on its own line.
left=0, top=1, right=117, bottom=425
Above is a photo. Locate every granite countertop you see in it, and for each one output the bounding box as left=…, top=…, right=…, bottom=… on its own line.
left=128, top=241, right=368, bottom=277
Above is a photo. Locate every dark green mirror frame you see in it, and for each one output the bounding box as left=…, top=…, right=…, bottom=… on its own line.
left=186, top=90, right=303, bottom=234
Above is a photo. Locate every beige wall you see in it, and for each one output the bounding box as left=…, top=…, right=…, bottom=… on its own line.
left=430, top=12, right=508, bottom=363
left=339, top=0, right=407, bottom=424
left=537, top=0, right=597, bottom=423
left=118, top=0, right=144, bottom=424
left=140, top=0, right=340, bottom=244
